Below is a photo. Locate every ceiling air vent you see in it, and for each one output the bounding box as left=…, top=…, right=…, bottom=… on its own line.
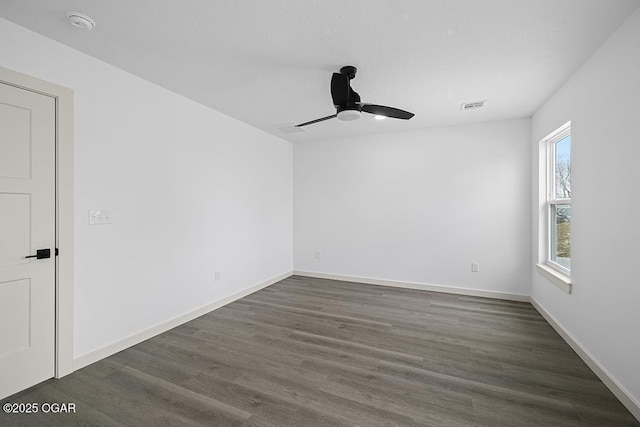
left=461, top=100, right=486, bottom=111
left=272, top=123, right=306, bottom=134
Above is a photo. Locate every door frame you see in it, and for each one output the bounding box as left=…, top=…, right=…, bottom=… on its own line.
left=0, top=66, right=74, bottom=378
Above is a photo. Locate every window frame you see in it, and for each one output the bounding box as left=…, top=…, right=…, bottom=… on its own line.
left=546, top=123, right=571, bottom=276
left=537, top=121, right=572, bottom=293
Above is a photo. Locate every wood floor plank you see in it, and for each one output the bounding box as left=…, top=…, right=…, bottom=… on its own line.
left=233, top=371, right=420, bottom=427
left=1, top=275, right=638, bottom=426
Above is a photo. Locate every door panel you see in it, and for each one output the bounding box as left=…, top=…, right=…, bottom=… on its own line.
left=0, top=193, right=30, bottom=267
left=0, top=82, right=56, bottom=399
left=0, top=278, right=31, bottom=356
left=0, top=102, right=31, bottom=180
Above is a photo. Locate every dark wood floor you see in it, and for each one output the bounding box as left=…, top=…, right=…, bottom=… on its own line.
left=1, top=276, right=638, bottom=426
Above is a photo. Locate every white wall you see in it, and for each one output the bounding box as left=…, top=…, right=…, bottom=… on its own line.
left=295, top=118, right=531, bottom=297
left=531, top=7, right=640, bottom=408
left=0, top=18, right=293, bottom=359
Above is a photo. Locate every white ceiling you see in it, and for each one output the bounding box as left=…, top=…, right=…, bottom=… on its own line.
left=1, top=0, right=638, bottom=142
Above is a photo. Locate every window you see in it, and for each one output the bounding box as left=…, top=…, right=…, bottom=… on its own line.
left=544, top=122, right=571, bottom=277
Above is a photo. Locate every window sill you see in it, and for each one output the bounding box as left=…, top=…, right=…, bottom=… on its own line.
left=536, top=264, right=572, bottom=294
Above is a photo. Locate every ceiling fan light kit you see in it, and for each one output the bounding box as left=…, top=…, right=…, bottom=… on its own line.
left=296, top=65, right=414, bottom=127
left=337, top=109, right=362, bottom=121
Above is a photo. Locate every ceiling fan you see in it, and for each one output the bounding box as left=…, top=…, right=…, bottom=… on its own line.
left=296, top=66, right=415, bottom=127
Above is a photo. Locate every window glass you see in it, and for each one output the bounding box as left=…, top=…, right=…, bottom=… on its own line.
left=554, top=135, right=571, bottom=199
left=550, top=204, right=571, bottom=270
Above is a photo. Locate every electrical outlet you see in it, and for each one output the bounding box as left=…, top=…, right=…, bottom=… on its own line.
left=471, top=262, right=479, bottom=272
left=315, top=251, right=321, bottom=260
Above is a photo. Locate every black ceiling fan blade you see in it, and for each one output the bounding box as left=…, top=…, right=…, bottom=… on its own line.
left=349, top=88, right=361, bottom=104
left=295, top=114, right=338, bottom=127
left=360, top=104, right=414, bottom=120
left=331, top=73, right=349, bottom=106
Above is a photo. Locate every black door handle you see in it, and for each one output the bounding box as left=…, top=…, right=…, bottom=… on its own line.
left=25, top=249, right=51, bottom=259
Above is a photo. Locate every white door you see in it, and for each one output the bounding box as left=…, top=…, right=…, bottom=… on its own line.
left=0, top=82, right=56, bottom=399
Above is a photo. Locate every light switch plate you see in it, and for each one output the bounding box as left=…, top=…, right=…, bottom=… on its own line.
left=89, top=210, right=111, bottom=225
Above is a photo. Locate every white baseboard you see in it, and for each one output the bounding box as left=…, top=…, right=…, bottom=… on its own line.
left=73, top=270, right=293, bottom=371
left=531, top=298, right=640, bottom=422
left=292, top=270, right=530, bottom=302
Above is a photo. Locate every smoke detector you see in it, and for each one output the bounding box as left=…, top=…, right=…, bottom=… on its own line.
left=67, top=12, right=96, bottom=31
